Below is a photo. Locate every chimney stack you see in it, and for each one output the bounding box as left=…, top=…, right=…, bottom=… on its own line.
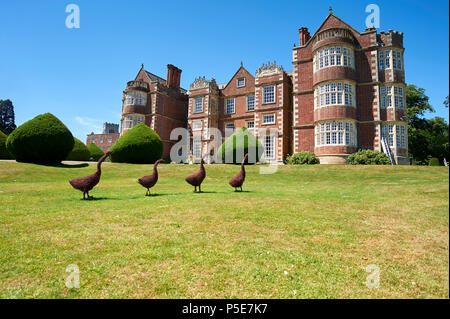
left=298, top=27, right=311, bottom=46
left=167, top=64, right=182, bottom=89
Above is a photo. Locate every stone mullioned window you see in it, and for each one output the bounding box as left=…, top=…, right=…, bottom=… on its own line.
left=125, top=92, right=146, bottom=106
left=314, top=82, right=355, bottom=109
left=379, top=49, right=402, bottom=71
left=313, top=45, right=354, bottom=72
left=315, top=121, right=356, bottom=147
left=380, top=85, right=404, bottom=109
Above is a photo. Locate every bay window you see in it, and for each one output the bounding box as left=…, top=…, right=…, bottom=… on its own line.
left=379, top=49, right=403, bottom=71
left=382, top=123, right=407, bottom=148
left=125, top=92, right=146, bottom=106
left=314, top=45, right=355, bottom=71
left=315, top=121, right=356, bottom=146
left=314, top=81, right=355, bottom=109
left=380, top=85, right=404, bottom=109
left=123, top=115, right=144, bottom=129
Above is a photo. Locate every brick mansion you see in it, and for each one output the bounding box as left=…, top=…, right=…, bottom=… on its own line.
left=92, top=10, right=408, bottom=164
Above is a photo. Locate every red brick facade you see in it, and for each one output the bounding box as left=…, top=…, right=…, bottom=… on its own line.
left=188, top=62, right=292, bottom=163
left=115, top=11, right=408, bottom=165
left=120, top=64, right=188, bottom=159
left=292, top=11, right=408, bottom=164
left=86, top=133, right=119, bottom=152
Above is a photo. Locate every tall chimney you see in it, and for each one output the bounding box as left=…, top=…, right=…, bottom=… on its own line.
left=167, top=64, right=174, bottom=88
left=298, top=27, right=311, bottom=46
left=174, top=67, right=182, bottom=89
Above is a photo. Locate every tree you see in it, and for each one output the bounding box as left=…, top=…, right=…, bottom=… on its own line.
left=444, top=95, right=449, bottom=108
left=406, top=85, right=449, bottom=165
left=0, top=99, right=16, bottom=134
left=406, top=85, right=434, bottom=127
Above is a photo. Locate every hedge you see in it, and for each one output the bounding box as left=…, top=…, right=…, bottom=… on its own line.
left=6, top=113, right=74, bottom=163
left=66, top=138, right=91, bottom=161
left=0, top=130, right=13, bottom=159
left=110, top=123, right=163, bottom=164
left=429, top=158, right=441, bottom=166
left=87, top=143, right=105, bottom=161
left=286, top=151, right=320, bottom=165
left=346, top=149, right=391, bottom=165
left=218, top=127, right=263, bottom=164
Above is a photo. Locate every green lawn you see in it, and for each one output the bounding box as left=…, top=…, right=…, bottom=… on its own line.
left=0, top=161, right=448, bottom=299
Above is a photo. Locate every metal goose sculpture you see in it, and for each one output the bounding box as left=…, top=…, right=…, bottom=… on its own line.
left=185, top=158, right=206, bottom=193
left=138, top=159, right=165, bottom=196
left=69, top=151, right=112, bottom=200
left=229, top=154, right=249, bottom=192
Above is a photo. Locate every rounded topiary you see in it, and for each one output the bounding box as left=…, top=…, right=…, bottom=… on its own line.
left=110, top=123, right=163, bottom=164
left=286, top=151, right=320, bottom=165
left=0, top=130, right=13, bottom=159
left=66, top=138, right=91, bottom=161
left=87, top=142, right=104, bottom=161
left=218, top=127, right=263, bottom=164
left=346, top=149, right=391, bottom=165
left=6, top=113, right=74, bottom=163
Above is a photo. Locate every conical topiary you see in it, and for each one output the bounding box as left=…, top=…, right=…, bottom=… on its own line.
left=66, top=138, right=91, bottom=161
left=0, top=130, right=13, bottom=159
left=6, top=113, right=74, bottom=163
left=110, top=123, right=163, bottom=164
left=87, top=142, right=105, bottom=161
left=218, top=127, right=263, bottom=164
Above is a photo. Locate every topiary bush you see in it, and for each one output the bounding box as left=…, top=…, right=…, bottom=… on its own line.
left=0, top=130, right=13, bottom=159
left=87, top=143, right=104, bottom=161
left=346, top=149, right=391, bottom=165
left=218, top=127, right=263, bottom=164
left=110, top=123, right=163, bottom=164
left=66, top=138, right=91, bottom=161
left=6, top=113, right=74, bottom=164
left=286, top=151, right=320, bottom=165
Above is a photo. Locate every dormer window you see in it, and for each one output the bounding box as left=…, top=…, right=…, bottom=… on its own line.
left=237, top=78, right=246, bottom=88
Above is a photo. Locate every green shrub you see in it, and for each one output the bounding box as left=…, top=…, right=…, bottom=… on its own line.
left=110, top=123, right=163, bottom=164
left=87, top=143, right=104, bottom=161
left=0, top=130, right=13, bottom=159
left=286, top=151, right=320, bottom=165
left=346, top=149, right=391, bottom=165
left=66, top=138, right=91, bottom=161
left=6, top=113, right=74, bottom=164
left=429, top=157, right=441, bottom=166
left=218, top=127, right=263, bottom=164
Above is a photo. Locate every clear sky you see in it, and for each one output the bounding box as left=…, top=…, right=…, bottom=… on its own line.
left=0, top=0, right=448, bottom=141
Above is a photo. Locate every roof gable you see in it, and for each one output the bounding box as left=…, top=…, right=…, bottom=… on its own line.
left=305, top=12, right=362, bottom=47
left=221, top=64, right=255, bottom=92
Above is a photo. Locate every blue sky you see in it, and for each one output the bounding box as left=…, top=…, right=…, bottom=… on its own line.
left=0, top=0, right=448, bottom=141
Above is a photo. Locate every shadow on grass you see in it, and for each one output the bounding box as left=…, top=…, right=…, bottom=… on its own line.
left=29, top=162, right=90, bottom=168
left=77, top=197, right=117, bottom=201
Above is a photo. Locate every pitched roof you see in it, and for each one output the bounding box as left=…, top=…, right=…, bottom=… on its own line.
left=144, top=70, right=166, bottom=85
left=221, top=63, right=254, bottom=90
left=302, top=11, right=362, bottom=47
left=135, top=66, right=187, bottom=93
